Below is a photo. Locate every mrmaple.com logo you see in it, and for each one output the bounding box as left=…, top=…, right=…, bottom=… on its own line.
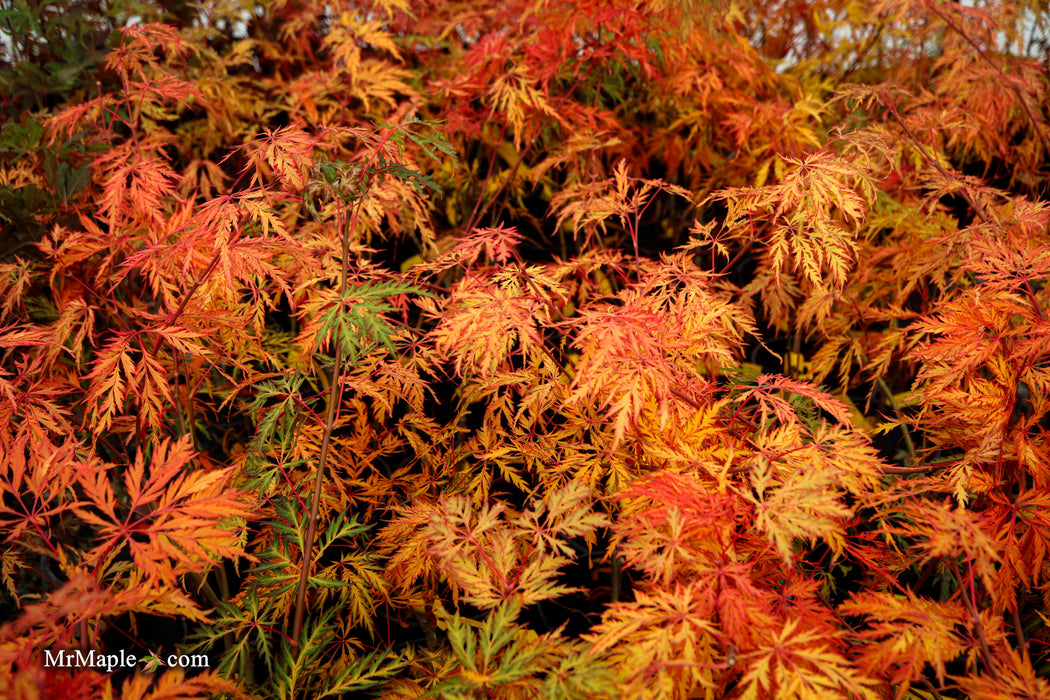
left=43, top=648, right=209, bottom=673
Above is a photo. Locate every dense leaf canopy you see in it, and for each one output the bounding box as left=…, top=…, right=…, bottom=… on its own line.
left=2, top=0, right=1050, bottom=697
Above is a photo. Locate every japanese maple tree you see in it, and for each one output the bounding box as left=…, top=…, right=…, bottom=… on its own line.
left=1, top=0, right=1049, bottom=698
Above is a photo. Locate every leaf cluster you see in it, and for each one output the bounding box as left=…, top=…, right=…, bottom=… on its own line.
left=2, top=0, right=1050, bottom=698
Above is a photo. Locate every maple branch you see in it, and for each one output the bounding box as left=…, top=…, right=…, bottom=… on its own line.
left=839, top=25, right=884, bottom=81
left=290, top=331, right=342, bottom=651
left=1010, top=603, right=1026, bottom=653
left=918, top=679, right=949, bottom=699
left=462, top=116, right=509, bottom=232
left=1021, top=277, right=1046, bottom=321
left=872, top=365, right=916, bottom=462
left=112, top=39, right=142, bottom=155
left=150, top=252, right=222, bottom=357
left=610, top=552, right=622, bottom=602
left=716, top=223, right=756, bottom=276
left=947, top=558, right=1000, bottom=681
left=171, top=351, right=186, bottom=439
left=291, top=197, right=355, bottom=649
left=8, top=494, right=61, bottom=559
left=924, top=0, right=1050, bottom=159
left=292, top=120, right=410, bottom=647
left=465, top=526, right=512, bottom=594
left=463, top=133, right=530, bottom=235
left=463, top=70, right=591, bottom=234
left=502, top=536, right=534, bottom=598
left=878, top=463, right=944, bottom=474
left=880, top=95, right=993, bottom=227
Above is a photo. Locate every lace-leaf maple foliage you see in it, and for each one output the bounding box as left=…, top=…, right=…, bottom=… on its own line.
left=1, top=0, right=1050, bottom=697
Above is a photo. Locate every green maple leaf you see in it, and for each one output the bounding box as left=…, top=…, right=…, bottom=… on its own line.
left=140, top=649, right=164, bottom=673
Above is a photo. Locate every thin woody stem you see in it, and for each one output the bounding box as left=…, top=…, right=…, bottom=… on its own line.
left=290, top=123, right=411, bottom=648
left=291, top=196, right=354, bottom=649
left=924, top=0, right=1050, bottom=159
